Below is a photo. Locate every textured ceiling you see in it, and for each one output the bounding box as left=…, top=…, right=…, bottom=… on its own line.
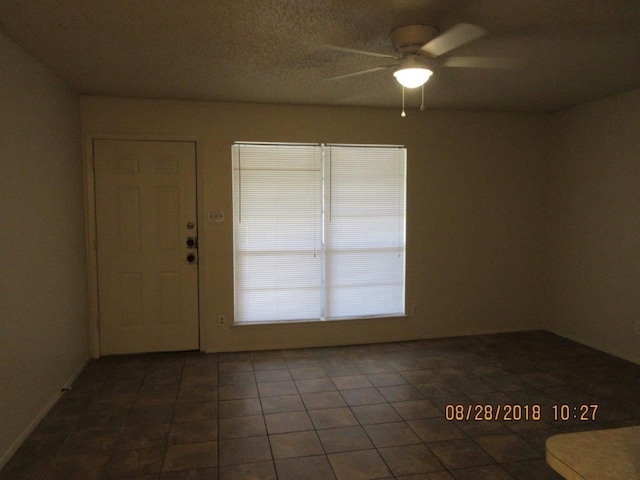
left=1, top=0, right=639, bottom=112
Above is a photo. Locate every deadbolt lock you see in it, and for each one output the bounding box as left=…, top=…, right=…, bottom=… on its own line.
left=186, top=236, right=198, bottom=249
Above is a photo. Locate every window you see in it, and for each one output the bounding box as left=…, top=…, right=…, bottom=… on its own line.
left=232, top=142, right=406, bottom=324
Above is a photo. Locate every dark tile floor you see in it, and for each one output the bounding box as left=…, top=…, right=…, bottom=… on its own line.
left=2, top=330, right=639, bottom=480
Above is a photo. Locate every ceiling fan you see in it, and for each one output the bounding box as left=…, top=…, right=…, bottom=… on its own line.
left=321, top=23, right=502, bottom=114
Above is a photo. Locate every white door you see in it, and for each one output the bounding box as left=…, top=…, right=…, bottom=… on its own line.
left=94, top=139, right=199, bottom=355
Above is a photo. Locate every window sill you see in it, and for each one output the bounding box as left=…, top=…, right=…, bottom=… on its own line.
left=231, top=314, right=408, bottom=327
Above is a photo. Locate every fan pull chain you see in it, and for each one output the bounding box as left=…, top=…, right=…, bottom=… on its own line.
left=420, top=84, right=425, bottom=111
left=401, top=86, right=406, bottom=117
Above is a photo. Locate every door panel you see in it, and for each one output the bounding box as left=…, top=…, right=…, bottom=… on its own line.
left=94, top=139, right=199, bottom=355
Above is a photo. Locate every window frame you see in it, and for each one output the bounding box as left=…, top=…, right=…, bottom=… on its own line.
left=232, top=141, right=407, bottom=325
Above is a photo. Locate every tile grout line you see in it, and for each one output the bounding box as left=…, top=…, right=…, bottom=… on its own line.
left=160, top=353, right=186, bottom=478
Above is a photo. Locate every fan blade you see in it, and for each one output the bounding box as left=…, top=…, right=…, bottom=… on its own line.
left=325, top=65, right=392, bottom=81
left=443, top=56, right=524, bottom=69
left=318, top=44, right=399, bottom=59
left=419, top=23, right=487, bottom=57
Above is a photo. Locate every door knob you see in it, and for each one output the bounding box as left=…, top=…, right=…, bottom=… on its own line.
left=186, top=236, right=198, bottom=249
left=186, top=253, right=197, bottom=264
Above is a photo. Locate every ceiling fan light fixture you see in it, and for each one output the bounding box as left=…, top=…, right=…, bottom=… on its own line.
left=393, top=56, right=433, bottom=88
left=394, top=67, right=433, bottom=88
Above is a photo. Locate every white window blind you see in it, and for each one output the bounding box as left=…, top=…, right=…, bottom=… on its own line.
left=324, top=145, right=406, bottom=318
left=232, top=142, right=405, bottom=324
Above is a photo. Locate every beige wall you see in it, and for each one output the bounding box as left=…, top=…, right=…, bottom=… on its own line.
left=549, top=89, right=640, bottom=364
left=0, top=33, right=88, bottom=465
left=81, top=97, right=550, bottom=353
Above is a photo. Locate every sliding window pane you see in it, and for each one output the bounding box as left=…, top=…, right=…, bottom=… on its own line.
left=324, top=145, right=406, bottom=319
left=233, top=144, right=322, bottom=323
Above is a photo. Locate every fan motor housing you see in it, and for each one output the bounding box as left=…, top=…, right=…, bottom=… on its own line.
left=391, top=25, right=439, bottom=53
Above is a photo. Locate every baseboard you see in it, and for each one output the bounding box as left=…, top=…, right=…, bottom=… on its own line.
left=0, top=357, right=90, bottom=470
left=549, top=328, right=640, bottom=365
left=206, top=324, right=546, bottom=353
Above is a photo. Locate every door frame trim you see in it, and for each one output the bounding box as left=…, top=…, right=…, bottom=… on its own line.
left=84, top=134, right=205, bottom=358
